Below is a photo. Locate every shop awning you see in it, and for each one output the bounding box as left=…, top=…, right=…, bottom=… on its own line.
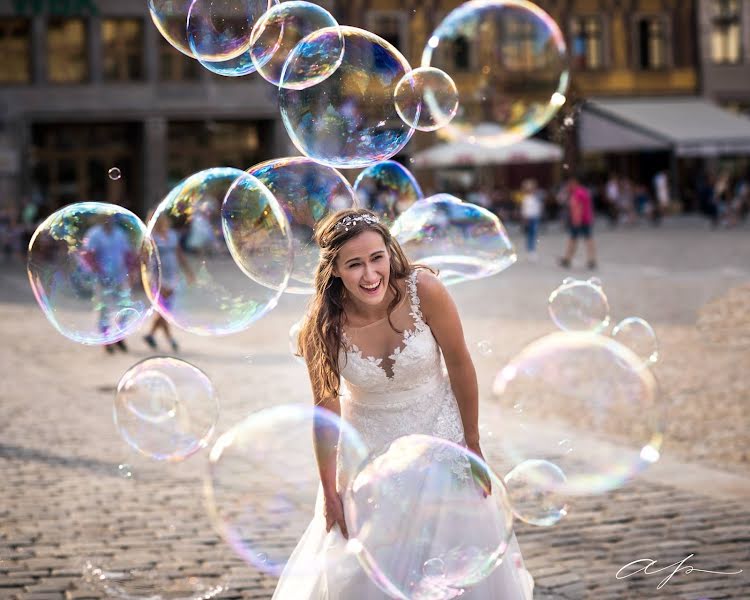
left=579, top=97, right=750, bottom=157
left=412, top=133, right=563, bottom=168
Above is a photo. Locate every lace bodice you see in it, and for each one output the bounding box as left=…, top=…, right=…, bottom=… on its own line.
left=337, top=270, right=465, bottom=455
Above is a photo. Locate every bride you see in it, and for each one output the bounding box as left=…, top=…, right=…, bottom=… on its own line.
left=273, top=208, right=533, bottom=599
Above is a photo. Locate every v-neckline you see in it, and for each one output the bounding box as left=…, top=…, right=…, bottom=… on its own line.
left=343, top=324, right=428, bottom=381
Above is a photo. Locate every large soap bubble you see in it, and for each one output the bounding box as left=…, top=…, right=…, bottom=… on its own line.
left=280, top=26, right=414, bottom=168
left=422, top=0, right=569, bottom=146
left=251, top=1, right=343, bottom=88
left=145, top=167, right=292, bottom=335
left=503, top=459, right=569, bottom=527
left=27, top=202, right=159, bottom=345
left=344, top=434, right=516, bottom=598
left=114, top=357, right=219, bottom=462
left=548, top=278, right=610, bottom=332
left=492, top=332, right=664, bottom=495
left=611, top=317, right=659, bottom=366
left=394, top=67, right=460, bottom=132
left=221, top=171, right=294, bottom=292
left=205, top=404, right=369, bottom=577
left=187, top=0, right=269, bottom=62
left=391, top=194, right=516, bottom=285
left=353, top=160, right=424, bottom=225
left=246, top=157, right=357, bottom=294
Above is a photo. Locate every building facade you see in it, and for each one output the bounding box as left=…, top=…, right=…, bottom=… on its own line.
left=0, top=0, right=292, bottom=219
left=698, top=0, right=750, bottom=111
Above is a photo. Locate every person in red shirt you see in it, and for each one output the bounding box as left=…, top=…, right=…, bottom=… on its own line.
left=559, top=176, right=598, bottom=269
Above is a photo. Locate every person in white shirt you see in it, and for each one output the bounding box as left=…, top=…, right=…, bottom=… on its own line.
left=520, top=179, right=542, bottom=261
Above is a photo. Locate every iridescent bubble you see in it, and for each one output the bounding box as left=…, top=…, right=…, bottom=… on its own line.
left=280, top=26, right=414, bottom=168
left=117, top=463, right=133, bottom=479
left=108, top=167, right=121, bottom=180
left=146, top=167, right=291, bottom=335
left=344, top=434, right=515, bottom=598
left=394, top=67, right=459, bottom=132
left=548, top=278, right=610, bottom=332
left=206, top=404, right=369, bottom=577
left=503, top=459, right=569, bottom=527
left=492, top=332, right=663, bottom=495
left=82, top=559, right=230, bottom=600
left=251, top=1, right=343, bottom=88
left=27, top=202, right=159, bottom=345
left=611, top=317, right=659, bottom=365
left=422, top=0, right=569, bottom=146
left=114, top=357, right=219, bottom=462
left=148, top=0, right=196, bottom=57
left=187, top=0, right=269, bottom=62
left=246, top=157, right=357, bottom=294
left=220, top=171, right=294, bottom=292
left=391, top=194, right=516, bottom=285
left=353, top=160, right=424, bottom=225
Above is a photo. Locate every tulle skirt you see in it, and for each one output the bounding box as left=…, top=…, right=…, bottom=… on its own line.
left=272, top=484, right=534, bottom=600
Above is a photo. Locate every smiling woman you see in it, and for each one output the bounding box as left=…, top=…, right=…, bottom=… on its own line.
left=277, top=208, right=535, bottom=599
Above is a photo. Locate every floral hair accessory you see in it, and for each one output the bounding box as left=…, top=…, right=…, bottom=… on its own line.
left=334, top=213, right=380, bottom=232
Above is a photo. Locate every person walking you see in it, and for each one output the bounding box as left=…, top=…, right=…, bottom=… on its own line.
left=559, top=175, right=597, bottom=270
left=520, top=179, right=542, bottom=261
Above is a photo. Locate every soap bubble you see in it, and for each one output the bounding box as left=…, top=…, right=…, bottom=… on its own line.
left=353, top=160, right=424, bottom=225
left=27, top=202, right=159, bottom=345
left=246, top=157, right=357, bottom=293
left=114, top=357, right=219, bottom=462
left=145, top=167, right=291, bottom=335
left=187, top=0, right=269, bottom=62
left=422, top=0, right=569, bottom=146
left=220, top=171, right=294, bottom=292
left=477, top=340, right=493, bottom=357
left=391, top=194, right=516, bottom=285
left=611, top=317, right=659, bottom=365
left=503, top=459, right=569, bottom=526
left=108, top=167, right=121, bottom=180
left=344, top=434, right=515, bottom=598
left=251, top=1, right=343, bottom=88
left=548, top=278, right=610, bottom=332
left=206, top=404, right=369, bottom=577
left=492, top=331, right=663, bottom=495
left=82, top=560, right=231, bottom=599
left=149, top=0, right=196, bottom=56
left=394, top=67, right=459, bottom=131
left=280, top=26, right=414, bottom=168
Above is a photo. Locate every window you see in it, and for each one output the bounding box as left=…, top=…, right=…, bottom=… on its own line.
left=47, top=18, right=88, bottom=83
left=367, top=13, right=404, bottom=53
left=102, top=18, right=144, bottom=81
left=159, top=36, right=200, bottom=81
left=502, top=13, right=546, bottom=71
left=0, top=18, right=31, bottom=83
left=711, top=0, right=742, bottom=64
left=636, top=16, right=669, bottom=70
left=570, top=16, right=605, bottom=70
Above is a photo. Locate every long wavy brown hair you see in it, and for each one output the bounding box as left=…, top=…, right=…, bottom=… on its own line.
left=298, top=208, right=426, bottom=403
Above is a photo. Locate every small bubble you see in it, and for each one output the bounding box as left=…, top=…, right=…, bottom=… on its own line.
left=108, top=167, right=122, bottom=180
left=117, top=463, right=133, bottom=478
left=477, top=340, right=493, bottom=357
left=563, top=116, right=575, bottom=127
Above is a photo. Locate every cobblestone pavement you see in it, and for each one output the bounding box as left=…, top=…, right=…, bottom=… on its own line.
left=1, top=217, right=749, bottom=599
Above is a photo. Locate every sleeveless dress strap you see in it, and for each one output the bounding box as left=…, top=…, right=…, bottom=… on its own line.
left=406, top=269, right=427, bottom=330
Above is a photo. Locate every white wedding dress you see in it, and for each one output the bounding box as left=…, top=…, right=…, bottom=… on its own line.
left=273, top=269, right=534, bottom=599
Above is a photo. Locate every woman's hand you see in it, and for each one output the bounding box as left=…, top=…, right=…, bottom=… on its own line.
left=323, top=488, right=348, bottom=539
left=467, top=441, right=492, bottom=498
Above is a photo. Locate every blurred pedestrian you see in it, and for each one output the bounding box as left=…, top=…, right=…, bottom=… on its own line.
left=82, top=217, right=135, bottom=354
left=604, top=172, right=620, bottom=227
left=143, top=213, right=194, bottom=352
left=559, top=175, right=597, bottom=270
left=652, top=170, right=670, bottom=226
left=520, top=178, right=542, bottom=261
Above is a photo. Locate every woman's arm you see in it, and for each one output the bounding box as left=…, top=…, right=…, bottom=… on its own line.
left=418, top=271, right=480, bottom=449
left=304, top=340, right=348, bottom=537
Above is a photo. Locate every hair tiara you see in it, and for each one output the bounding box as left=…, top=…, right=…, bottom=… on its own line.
left=334, top=213, right=380, bottom=232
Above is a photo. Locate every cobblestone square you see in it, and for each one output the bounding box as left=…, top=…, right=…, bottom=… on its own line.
left=1, top=218, right=749, bottom=599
